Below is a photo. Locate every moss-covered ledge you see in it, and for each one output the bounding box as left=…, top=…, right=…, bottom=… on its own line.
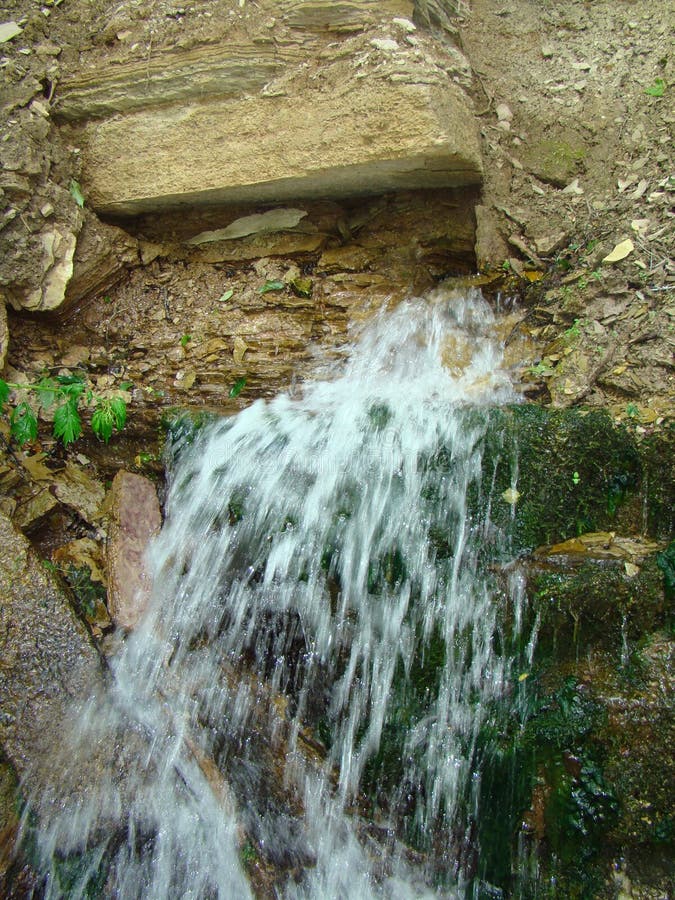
left=477, top=406, right=673, bottom=555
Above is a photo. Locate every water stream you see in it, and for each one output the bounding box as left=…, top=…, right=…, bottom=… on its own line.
left=29, top=287, right=526, bottom=898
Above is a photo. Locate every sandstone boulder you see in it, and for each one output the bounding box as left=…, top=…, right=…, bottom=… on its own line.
left=106, top=471, right=161, bottom=631
left=0, top=513, right=103, bottom=777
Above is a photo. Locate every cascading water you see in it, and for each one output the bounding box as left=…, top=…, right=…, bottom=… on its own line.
left=27, top=286, right=527, bottom=898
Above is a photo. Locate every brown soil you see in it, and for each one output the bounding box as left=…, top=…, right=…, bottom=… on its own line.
left=462, top=0, right=674, bottom=421
left=1, top=0, right=672, bottom=432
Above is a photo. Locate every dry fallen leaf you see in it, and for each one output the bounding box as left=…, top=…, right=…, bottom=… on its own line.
left=562, top=178, right=584, bottom=195
left=602, top=238, right=634, bottom=264
left=630, top=219, right=650, bottom=236
left=233, top=336, right=249, bottom=365
left=501, top=487, right=521, bottom=505
left=630, top=179, right=649, bottom=199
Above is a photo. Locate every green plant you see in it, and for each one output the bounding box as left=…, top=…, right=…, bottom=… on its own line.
left=69, top=179, right=85, bottom=207
left=563, top=318, right=582, bottom=341
left=527, top=361, right=556, bottom=377
left=0, top=375, right=127, bottom=447
left=259, top=279, right=285, bottom=294
left=240, top=843, right=258, bottom=866
left=180, top=333, right=192, bottom=348
left=229, top=377, right=247, bottom=399
left=644, top=78, right=665, bottom=97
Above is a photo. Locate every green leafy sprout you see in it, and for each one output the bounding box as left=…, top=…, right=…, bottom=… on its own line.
left=0, top=374, right=128, bottom=447
left=644, top=78, right=665, bottom=97
left=229, top=377, right=247, bottom=399
left=69, top=179, right=85, bottom=207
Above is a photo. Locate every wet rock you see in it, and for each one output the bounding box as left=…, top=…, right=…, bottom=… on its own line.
left=0, top=300, right=7, bottom=370
left=523, top=551, right=665, bottom=662
left=106, top=471, right=161, bottom=631
left=0, top=512, right=103, bottom=778
left=0, top=753, right=20, bottom=886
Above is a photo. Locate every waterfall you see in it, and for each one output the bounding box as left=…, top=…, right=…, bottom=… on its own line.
left=27, top=287, right=523, bottom=898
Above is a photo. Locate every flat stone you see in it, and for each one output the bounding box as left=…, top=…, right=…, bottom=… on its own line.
left=0, top=513, right=102, bottom=777
left=106, top=471, right=161, bottom=631
left=76, top=76, right=481, bottom=215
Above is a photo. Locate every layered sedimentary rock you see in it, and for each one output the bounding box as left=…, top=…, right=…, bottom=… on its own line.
left=60, top=15, right=481, bottom=215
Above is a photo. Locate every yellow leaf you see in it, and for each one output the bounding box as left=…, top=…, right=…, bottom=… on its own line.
left=518, top=672, right=529, bottom=682
left=624, top=562, right=640, bottom=578
left=523, top=270, right=544, bottom=282
left=233, top=336, right=249, bottom=365
left=501, top=487, right=521, bottom=505
left=602, top=238, right=634, bottom=264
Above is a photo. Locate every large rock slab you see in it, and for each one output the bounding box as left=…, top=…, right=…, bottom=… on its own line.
left=69, top=29, right=481, bottom=215
left=0, top=513, right=103, bottom=777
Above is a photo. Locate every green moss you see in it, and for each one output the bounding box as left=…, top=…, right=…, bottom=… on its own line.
left=529, top=555, right=666, bottom=661
left=523, top=139, right=587, bottom=188
left=475, top=676, right=619, bottom=896
left=0, top=754, right=20, bottom=881
left=477, top=406, right=642, bottom=554
left=636, top=423, right=675, bottom=539
left=161, top=408, right=214, bottom=459
left=656, top=541, right=675, bottom=603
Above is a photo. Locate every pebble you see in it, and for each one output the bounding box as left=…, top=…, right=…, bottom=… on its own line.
left=392, top=18, right=416, bottom=33
left=496, top=102, right=513, bottom=122
left=370, top=38, right=399, bottom=52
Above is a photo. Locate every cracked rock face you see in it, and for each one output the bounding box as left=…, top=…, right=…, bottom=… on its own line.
left=0, top=513, right=103, bottom=778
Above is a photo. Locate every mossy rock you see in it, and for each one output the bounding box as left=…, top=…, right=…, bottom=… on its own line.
left=637, top=423, right=675, bottom=540
left=0, top=753, right=20, bottom=881
left=474, top=673, right=619, bottom=897
left=594, top=633, right=674, bottom=851
left=477, top=405, right=643, bottom=555
left=521, top=138, right=586, bottom=188
left=527, top=554, right=666, bottom=662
